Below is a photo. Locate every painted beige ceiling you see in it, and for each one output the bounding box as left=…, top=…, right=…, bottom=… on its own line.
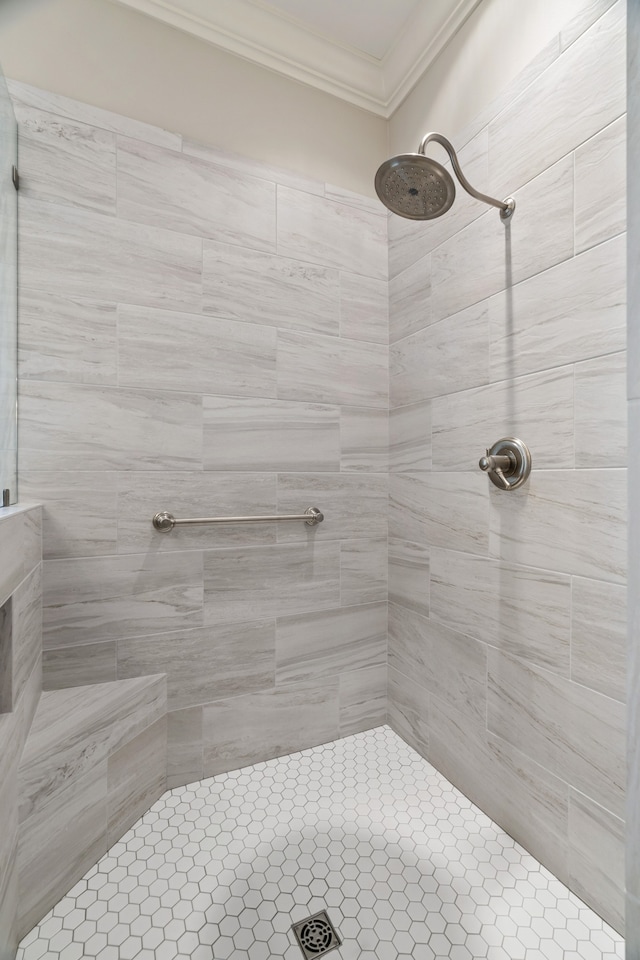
left=110, top=0, right=483, bottom=116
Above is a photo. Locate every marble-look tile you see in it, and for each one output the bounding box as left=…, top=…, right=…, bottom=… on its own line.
left=390, top=301, right=489, bottom=406
left=275, top=602, right=386, bottom=684
left=18, top=291, right=117, bottom=385
left=107, top=716, right=167, bottom=846
left=389, top=473, right=489, bottom=555
left=575, top=116, right=626, bottom=254
left=388, top=538, right=430, bottom=616
left=489, top=1, right=625, bottom=194
left=11, top=565, right=42, bottom=708
left=387, top=666, right=429, bottom=758
left=0, top=602, right=13, bottom=712
left=575, top=351, right=627, bottom=468
left=487, top=649, right=625, bottom=818
left=202, top=240, right=339, bottom=336
left=43, top=552, right=203, bottom=648
left=19, top=381, right=202, bottom=474
left=19, top=676, right=167, bottom=822
left=0, top=507, right=41, bottom=608
left=428, top=693, right=570, bottom=886
left=340, top=539, right=387, bottom=607
left=15, top=104, right=116, bottom=214
left=19, top=198, right=202, bottom=312
left=277, top=186, right=387, bottom=280
left=387, top=129, right=490, bottom=279
left=118, top=620, right=275, bottom=712
left=388, top=253, right=431, bottom=342
left=339, top=664, right=387, bottom=736
left=202, top=678, right=340, bottom=776
left=489, top=234, right=626, bottom=382
left=389, top=401, right=431, bottom=471
left=489, top=469, right=626, bottom=583
left=431, top=155, right=574, bottom=324
left=118, top=304, right=277, bottom=398
left=167, top=706, right=203, bottom=789
left=117, top=472, right=278, bottom=552
left=0, top=841, right=17, bottom=960
left=324, top=183, right=385, bottom=217
left=339, top=272, right=388, bottom=344
left=571, top=577, right=626, bottom=702
left=568, top=789, right=624, bottom=933
left=117, top=137, right=276, bottom=251
left=560, top=0, right=620, bottom=50
left=203, top=397, right=339, bottom=472
left=182, top=137, right=324, bottom=197
left=430, top=549, right=571, bottom=675
left=277, top=331, right=387, bottom=408
left=8, top=79, right=182, bottom=150
left=203, top=542, right=340, bottom=622
left=389, top=603, right=487, bottom=723
left=17, top=762, right=108, bottom=939
left=43, top=642, right=117, bottom=691
left=20, top=471, right=118, bottom=560
left=340, top=406, right=387, bottom=472
left=276, top=472, right=387, bottom=542
left=432, top=366, right=574, bottom=471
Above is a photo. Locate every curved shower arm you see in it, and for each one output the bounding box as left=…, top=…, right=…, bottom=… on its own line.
left=418, top=132, right=515, bottom=220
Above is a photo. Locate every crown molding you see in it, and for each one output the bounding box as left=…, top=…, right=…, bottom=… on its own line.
left=110, top=0, right=483, bottom=118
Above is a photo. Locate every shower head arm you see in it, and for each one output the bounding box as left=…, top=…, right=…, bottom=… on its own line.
left=418, top=132, right=515, bottom=220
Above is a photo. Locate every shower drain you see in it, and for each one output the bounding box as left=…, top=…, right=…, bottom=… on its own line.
left=291, top=910, right=341, bottom=958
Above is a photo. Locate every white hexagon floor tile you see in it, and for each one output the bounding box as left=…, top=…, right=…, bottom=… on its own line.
left=18, top=726, right=624, bottom=960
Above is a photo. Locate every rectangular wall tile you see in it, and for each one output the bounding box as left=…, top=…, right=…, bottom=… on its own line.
left=276, top=473, right=387, bottom=543
left=489, top=469, right=626, bottom=583
left=275, top=603, right=386, bottom=685
left=339, top=665, right=386, bottom=736
left=340, top=539, right=387, bottom=607
left=575, top=115, right=626, bottom=253
left=43, top=552, right=203, bottom=648
left=571, top=577, right=626, bottom=702
left=390, top=473, right=489, bottom=555
left=118, top=621, right=275, bottom=712
left=340, top=406, right=387, bottom=472
left=0, top=507, right=41, bottom=609
left=387, top=666, right=429, bottom=758
left=20, top=381, right=202, bottom=474
left=19, top=198, right=202, bottom=312
left=575, top=351, right=626, bottom=468
left=117, top=137, right=276, bottom=251
left=390, top=301, right=489, bottom=406
left=568, top=789, right=624, bottom=933
left=43, top=642, right=117, bottom=691
left=167, top=707, right=203, bottom=789
left=339, top=272, right=388, bottom=344
left=202, top=679, right=340, bottom=777
left=107, top=716, right=167, bottom=846
left=277, top=186, right=387, bottom=280
left=487, top=649, right=625, bottom=818
left=203, top=542, right=340, bottom=623
left=389, top=402, right=431, bottom=471
left=430, top=549, right=571, bottom=675
left=202, top=240, right=339, bottom=336
left=277, top=331, right=387, bottom=408
left=203, top=398, right=339, bottom=472
left=431, top=155, right=574, bottom=323
left=118, top=304, right=277, bottom=398
left=182, top=137, right=324, bottom=196
left=18, top=291, right=117, bottom=386
left=489, top=234, right=626, bottom=382
left=389, top=254, right=431, bottom=342
left=11, top=565, right=42, bottom=708
left=117, top=472, right=278, bottom=552
left=388, top=538, right=430, bottom=617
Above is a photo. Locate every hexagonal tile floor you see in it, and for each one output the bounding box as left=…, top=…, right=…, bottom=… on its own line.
left=18, top=726, right=624, bottom=960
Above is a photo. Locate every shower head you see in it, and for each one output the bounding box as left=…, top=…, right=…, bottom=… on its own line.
left=375, top=132, right=515, bottom=222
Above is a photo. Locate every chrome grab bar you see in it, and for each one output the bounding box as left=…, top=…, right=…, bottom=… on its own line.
left=152, top=506, right=324, bottom=532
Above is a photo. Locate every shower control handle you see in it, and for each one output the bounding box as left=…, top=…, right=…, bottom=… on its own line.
left=479, top=438, right=532, bottom=491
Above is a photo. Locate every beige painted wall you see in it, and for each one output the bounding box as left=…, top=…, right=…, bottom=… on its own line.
left=389, top=0, right=596, bottom=154
left=0, top=0, right=387, bottom=196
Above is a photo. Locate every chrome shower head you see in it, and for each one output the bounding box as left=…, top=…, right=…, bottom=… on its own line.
left=374, top=153, right=456, bottom=221
left=375, top=132, right=515, bottom=222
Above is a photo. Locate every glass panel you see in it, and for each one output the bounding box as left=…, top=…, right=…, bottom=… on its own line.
left=0, top=63, right=17, bottom=505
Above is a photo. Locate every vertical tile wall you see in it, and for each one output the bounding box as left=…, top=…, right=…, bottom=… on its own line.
left=388, top=0, right=626, bottom=933
left=11, top=79, right=389, bottom=789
